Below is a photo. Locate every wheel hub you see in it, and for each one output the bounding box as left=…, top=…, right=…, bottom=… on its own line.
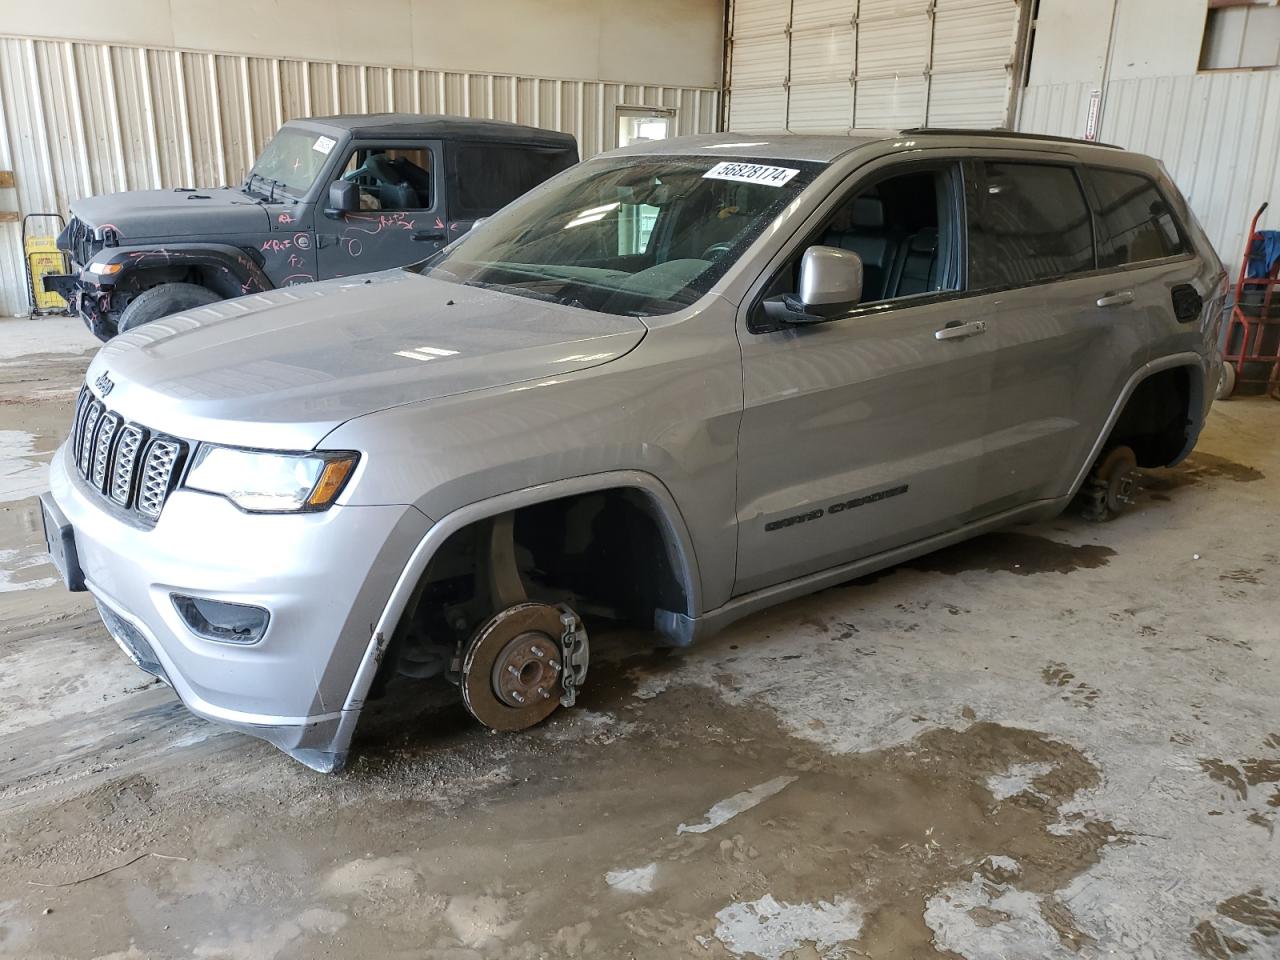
left=491, top=631, right=561, bottom=707
left=1108, top=467, right=1137, bottom=511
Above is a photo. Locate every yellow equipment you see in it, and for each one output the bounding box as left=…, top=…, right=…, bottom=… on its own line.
left=23, top=214, right=71, bottom=315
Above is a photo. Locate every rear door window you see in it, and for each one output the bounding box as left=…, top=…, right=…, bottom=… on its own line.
left=965, top=161, right=1095, bottom=290
left=1086, top=167, right=1186, bottom=267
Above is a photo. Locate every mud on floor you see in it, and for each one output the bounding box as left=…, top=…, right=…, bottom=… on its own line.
left=1, top=661, right=1117, bottom=960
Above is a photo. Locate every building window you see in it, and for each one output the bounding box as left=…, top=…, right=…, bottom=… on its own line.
left=616, top=107, right=675, bottom=148
left=1201, top=0, right=1280, bottom=71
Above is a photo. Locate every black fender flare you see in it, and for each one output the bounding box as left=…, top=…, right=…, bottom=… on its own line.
left=83, top=243, right=273, bottom=300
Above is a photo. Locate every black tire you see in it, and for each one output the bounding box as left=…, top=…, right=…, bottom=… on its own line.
left=1078, top=445, right=1139, bottom=523
left=116, top=282, right=221, bottom=334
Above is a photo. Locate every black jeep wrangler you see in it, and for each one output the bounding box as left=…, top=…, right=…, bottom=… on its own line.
left=47, top=115, right=578, bottom=340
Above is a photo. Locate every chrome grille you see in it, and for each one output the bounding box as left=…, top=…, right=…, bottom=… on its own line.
left=78, top=401, right=103, bottom=474
left=91, top=413, right=120, bottom=489
left=137, top=439, right=182, bottom=519
left=69, top=381, right=186, bottom=523
left=110, top=424, right=145, bottom=505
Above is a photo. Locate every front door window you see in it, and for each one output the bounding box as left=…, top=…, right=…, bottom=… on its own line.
left=340, top=147, right=434, bottom=212
left=316, top=142, right=444, bottom=280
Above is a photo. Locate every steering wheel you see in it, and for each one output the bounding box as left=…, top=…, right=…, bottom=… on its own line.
left=700, top=242, right=733, bottom=260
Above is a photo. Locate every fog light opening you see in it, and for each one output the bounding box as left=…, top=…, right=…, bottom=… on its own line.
left=171, top=594, right=270, bottom=644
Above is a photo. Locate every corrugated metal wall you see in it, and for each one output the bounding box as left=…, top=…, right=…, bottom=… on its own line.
left=0, top=35, right=720, bottom=317
left=726, top=0, right=1024, bottom=133
left=1019, top=71, right=1280, bottom=270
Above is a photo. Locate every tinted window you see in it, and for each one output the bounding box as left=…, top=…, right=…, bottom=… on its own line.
left=966, top=162, right=1094, bottom=289
left=448, top=143, right=578, bottom=219
left=1088, top=168, right=1186, bottom=267
left=755, top=165, right=959, bottom=321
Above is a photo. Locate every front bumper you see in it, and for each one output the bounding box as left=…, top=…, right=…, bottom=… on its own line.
left=64, top=278, right=117, bottom=341
left=48, top=442, right=432, bottom=770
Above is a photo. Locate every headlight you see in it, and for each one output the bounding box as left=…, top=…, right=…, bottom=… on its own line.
left=183, top=445, right=359, bottom=513
left=87, top=260, right=123, bottom=276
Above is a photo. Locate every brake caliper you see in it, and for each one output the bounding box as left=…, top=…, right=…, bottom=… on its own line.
left=556, top=604, right=589, bottom=708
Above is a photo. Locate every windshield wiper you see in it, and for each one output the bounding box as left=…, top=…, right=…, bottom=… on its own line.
left=242, top=171, right=267, bottom=199
left=243, top=171, right=293, bottom=202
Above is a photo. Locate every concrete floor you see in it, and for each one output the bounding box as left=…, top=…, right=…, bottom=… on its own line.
left=1, top=316, right=1277, bottom=960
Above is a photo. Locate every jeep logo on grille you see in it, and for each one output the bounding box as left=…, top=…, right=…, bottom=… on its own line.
left=94, top=371, right=114, bottom=397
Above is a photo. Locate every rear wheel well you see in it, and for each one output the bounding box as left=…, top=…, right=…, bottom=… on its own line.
left=379, top=488, right=691, bottom=690
left=1105, top=365, right=1198, bottom=468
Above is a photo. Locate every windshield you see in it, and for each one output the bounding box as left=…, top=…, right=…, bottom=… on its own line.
left=412, top=155, right=823, bottom=316
left=245, top=127, right=340, bottom=199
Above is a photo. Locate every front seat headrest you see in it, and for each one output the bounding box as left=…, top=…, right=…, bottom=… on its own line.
left=850, top=196, right=885, bottom=230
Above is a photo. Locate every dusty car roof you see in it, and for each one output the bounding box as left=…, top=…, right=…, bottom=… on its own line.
left=610, top=131, right=901, bottom=163
left=295, top=113, right=577, bottom=147
left=609, top=128, right=1125, bottom=164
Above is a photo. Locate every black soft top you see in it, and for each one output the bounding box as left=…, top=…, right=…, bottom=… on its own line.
left=293, top=113, right=576, bottom=149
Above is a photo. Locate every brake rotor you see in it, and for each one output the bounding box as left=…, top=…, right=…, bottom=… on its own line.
left=460, top=602, right=565, bottom=731
left=1100, top=445, right=1139, bottom=514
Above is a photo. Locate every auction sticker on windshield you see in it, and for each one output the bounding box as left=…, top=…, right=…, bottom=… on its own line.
left=313, top=135, right=336, bottom=155
left=703, top=161, right=799, bottom=187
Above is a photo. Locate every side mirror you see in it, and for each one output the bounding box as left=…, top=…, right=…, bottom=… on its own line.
left=324, top=180, right=358, bottom=218
left=764, top=245, right=864, bottom=325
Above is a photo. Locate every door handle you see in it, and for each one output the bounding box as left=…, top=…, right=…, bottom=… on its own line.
left=935, top=320, right=987, bottom=341
left=412, top=230, right=446, bottom=242
left=1096, top=290, right=1135, bottom=308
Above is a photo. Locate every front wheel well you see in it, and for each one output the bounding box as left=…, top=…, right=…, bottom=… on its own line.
left=111, top=260, right=253, bottom=309
left=1105, top=365, right=1199, bottom=468
left=382, top=487, right=693, bottom=687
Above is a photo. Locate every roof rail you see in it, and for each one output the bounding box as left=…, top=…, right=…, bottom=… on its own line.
left=898, top=127, right=1123, bottom=150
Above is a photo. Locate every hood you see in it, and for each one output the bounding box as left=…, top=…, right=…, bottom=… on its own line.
left=70, top=188, right=270, bottom=241
left=87, top=270, right=647, bottom=450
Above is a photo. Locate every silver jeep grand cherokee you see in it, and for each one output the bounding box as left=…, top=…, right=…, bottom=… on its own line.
left=41, top=130, right=1224, bottom=771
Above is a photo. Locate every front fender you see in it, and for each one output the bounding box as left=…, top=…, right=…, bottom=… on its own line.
left=340, top=469, right=703, bottom=713
left=82, top=242, right=273, bottom=299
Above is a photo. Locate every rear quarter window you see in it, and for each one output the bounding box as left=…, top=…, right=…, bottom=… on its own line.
left=1086, top=167, right=1187, bottom=267
left=965, top=161, right=1095, bottom=290
left=447, top=142, right=578, bottom=220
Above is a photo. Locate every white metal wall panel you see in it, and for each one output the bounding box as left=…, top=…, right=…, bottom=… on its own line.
left=727, top=0, right=792, bottom=133
left=858, top=0, right=932, bottom=18
left=927, top=67, right=1011, bottom=126
left=728, top=0, right=1022, bottom=134
left=790, top=81, right=856, bottom=131
left=1018, top=72, right=1280, bottom=270
left=788, top=25, right=856, bottom=131
left=855, top=75, right=929, bottom=127
left=734, top=0, right=795, bottom=36
left=792, top=0, right=856, bottom=30
left=857, top=14, right=932, bottom=78
left=928, top=0, right=1020, bottom=127
left=0, top=35, right=718, bottom=317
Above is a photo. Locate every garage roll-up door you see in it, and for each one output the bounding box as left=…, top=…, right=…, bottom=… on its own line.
left=727, top=0, right=1025, bottom=133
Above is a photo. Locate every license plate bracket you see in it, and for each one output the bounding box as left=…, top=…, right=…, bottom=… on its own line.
left=38, top=492, right=86, bottom=592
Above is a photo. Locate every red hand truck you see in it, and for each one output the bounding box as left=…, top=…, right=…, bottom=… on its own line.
left=1219, top=202, right=1280, bottom=399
